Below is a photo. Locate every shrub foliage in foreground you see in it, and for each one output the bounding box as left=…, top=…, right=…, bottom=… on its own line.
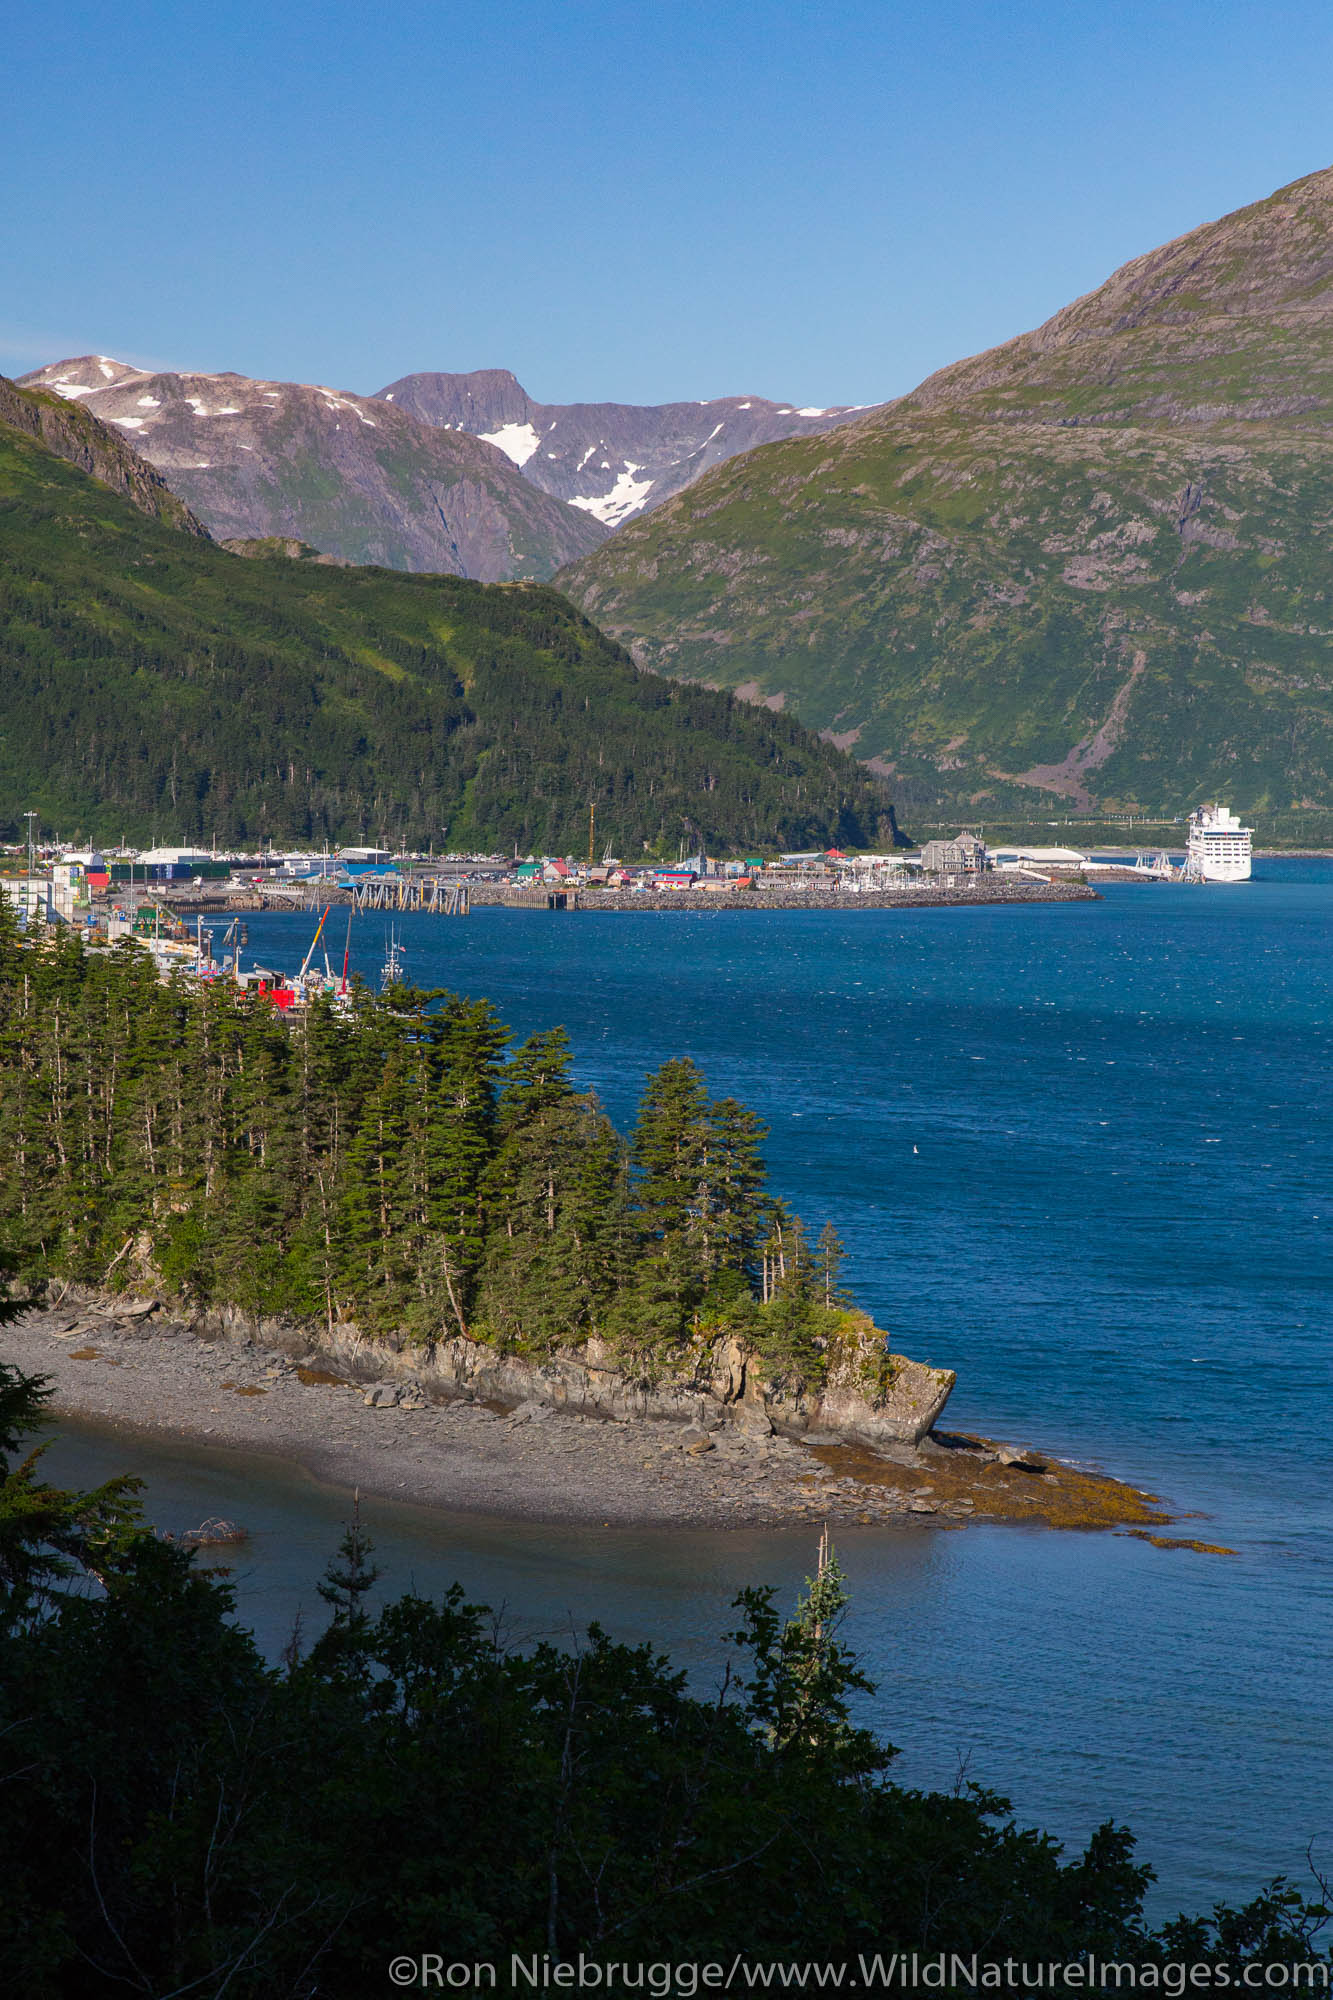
left=0, top=1363, right=1328, bottom=1996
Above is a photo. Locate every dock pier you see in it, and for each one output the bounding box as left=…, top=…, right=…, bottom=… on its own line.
left=352, top=877, right=470, bottom=916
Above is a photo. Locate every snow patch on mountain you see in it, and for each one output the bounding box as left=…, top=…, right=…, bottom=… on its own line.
left=570, top=463, right=653, bottom=527
left=682, top=423, right=725, bottom=461
left=478, top=421, right=540, bottom=467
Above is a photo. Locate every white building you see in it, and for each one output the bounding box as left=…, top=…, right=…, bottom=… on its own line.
left=920, top=833, right=989, bottom=874
left=1, top=877, right=55, bottom=924
left=989, top=845, right=1089, bottom=873
left=137, top=847, right=214, bottom=869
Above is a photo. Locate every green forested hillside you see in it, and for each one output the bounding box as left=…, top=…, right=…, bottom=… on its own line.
left=0, top=387, right=890, bottom=852
left=558, top=166, right=1333, bottom=816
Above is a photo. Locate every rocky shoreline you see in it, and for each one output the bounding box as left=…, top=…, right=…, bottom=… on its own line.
left=4, top=1297, right=1184, bottom=1538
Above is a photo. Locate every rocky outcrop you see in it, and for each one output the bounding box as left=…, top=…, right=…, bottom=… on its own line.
left=170, top=1300, right=955, bottom=1452
left=36, top=1281, right=953, bottom=1452
left=220, top=535, right=351, bottom=565
left=324, top=1323, right=952, bottom=1451
left=0, top=375, right=209, bottom=537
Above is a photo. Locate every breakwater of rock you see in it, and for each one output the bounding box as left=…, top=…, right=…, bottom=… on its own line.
left=469, top=880, right=1100, bottom=914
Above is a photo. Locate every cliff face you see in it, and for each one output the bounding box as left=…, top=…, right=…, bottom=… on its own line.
left=198, top=1308, right=956, bottom=1452
left=0, top=375, right=209, bottom=537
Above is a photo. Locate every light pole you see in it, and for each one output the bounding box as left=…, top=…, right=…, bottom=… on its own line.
left=22, top=811, right=37, bottom=922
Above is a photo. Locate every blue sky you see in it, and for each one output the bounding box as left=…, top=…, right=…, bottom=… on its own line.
left=6, top=0, right=1333, bottom=406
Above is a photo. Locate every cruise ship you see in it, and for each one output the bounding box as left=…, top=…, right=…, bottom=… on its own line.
left=1185, top=804, right=1253, bottom=882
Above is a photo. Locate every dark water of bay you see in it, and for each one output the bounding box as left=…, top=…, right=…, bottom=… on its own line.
left=44, top=863, right=1333, bottom=1917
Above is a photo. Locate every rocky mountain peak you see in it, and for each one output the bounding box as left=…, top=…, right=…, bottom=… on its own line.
left=1036, top=164, right=1333, bottom=348
left=381, top=368, right=534, bottom=431
left=375, top=370, right=885, bottom=526
left=893, top=163, right=1333, bottom=429
left=555, top=161, right=1333, bottom=820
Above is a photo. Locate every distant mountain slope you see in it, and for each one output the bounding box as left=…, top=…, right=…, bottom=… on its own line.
left=0, top=381, right=890, bottom=854
left=18, top=357, right=606, bottom=582
left=375, top=369, right=883, bottom=526
left=557, top=166, right=1333, bottom=815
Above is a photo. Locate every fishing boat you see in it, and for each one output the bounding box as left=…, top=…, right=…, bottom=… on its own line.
left=381, top=928, right=405, bottom=990
left=247, top=907, right=356, bottom=1011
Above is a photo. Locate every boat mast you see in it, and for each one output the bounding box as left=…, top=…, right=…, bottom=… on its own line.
left=299, top=905, right=332, bottom=981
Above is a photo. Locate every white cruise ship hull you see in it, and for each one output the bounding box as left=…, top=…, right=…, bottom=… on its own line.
left=1190, top=849, right=1252, bottom=882
left=1185, top=804, right=1253, bottom=882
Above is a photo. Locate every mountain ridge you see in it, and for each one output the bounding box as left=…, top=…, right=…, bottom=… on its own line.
left=375, top=368, right=883, bottom=525
left=16, top=357, right=606, bottom=582
left=556, top=165, right=1333, bottom=815
left=0, top=373, right=210, bottom=537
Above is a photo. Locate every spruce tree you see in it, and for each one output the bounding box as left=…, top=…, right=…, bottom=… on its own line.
left=704, top=1094, right=771, bottom=1292
left=312, top=1493, right=382, bottom=1664
left=816, top=1222, right=849, bottom=1310
left=629, top=1057, right=712, bottom=1243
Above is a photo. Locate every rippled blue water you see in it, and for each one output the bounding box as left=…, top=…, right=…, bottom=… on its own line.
left=45, top=864, right=1333, bottom=1915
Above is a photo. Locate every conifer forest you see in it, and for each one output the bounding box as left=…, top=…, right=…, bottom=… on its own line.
left=0, top=913, right=858, bottom=1376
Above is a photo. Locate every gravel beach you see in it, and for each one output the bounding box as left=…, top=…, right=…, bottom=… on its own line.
left=4, top=1301, right=1179, bottom=1537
